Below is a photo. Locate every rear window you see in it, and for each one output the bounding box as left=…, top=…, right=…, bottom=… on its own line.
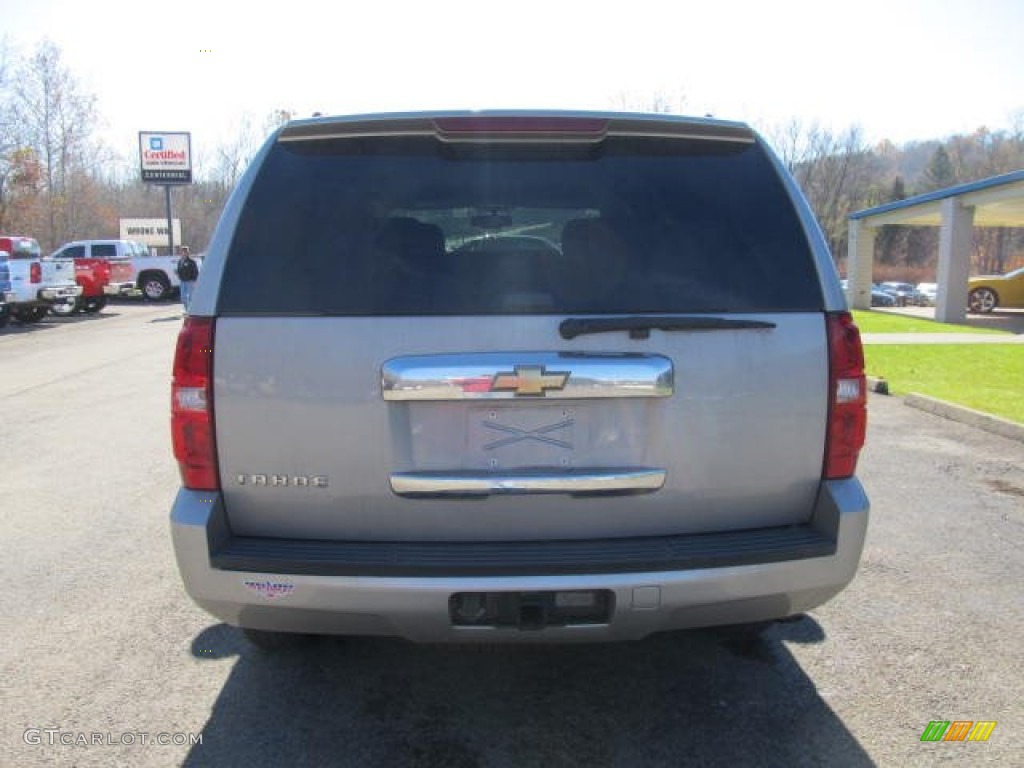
left=219, top=135, right=823, bottom=315
left=59, top=245, right=86, bottom=259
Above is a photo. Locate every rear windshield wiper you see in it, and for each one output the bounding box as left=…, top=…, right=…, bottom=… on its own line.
left=559, top=315, right=777, bottom=340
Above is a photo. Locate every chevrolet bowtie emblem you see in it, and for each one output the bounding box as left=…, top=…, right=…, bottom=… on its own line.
left=491, top=365, right=570, bottom=396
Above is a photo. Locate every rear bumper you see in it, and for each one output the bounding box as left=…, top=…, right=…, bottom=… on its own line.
left=170, top=479, right=869, bottom=642
left=103, top=282, right=136, bottom=296
left=38, top=284, right=83, bottom=301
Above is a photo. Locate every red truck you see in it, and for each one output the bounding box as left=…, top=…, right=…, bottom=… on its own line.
left=47, top=240, right=136, bottom=314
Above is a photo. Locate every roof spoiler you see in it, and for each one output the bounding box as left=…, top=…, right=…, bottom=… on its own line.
left=278, top=111, right=755, bottom=145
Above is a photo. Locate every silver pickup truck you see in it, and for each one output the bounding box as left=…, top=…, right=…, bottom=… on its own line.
left=170, top=111, right=870, bottom=648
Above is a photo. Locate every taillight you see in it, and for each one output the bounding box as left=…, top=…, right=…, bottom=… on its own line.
left=825, top=312, right=867, bottom=479
left=30, top=262, right=41, bottom=283
left=433, top=116, right=608, bottom=142
left=171, top=317, right=219, bottom=490
left=434, top=116, right=607, bottom=134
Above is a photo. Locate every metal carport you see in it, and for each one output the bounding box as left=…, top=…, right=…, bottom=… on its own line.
left=846, top=170, right=1024, bottom=322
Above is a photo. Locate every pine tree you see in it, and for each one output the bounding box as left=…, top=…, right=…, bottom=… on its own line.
left=922, top=146, right=955, bottom=191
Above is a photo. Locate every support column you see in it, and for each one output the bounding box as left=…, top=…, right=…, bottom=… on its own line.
left=846, top=219, right=875, bottom=310
left=935, top=198, right=974, bottom=323
left=164, top=185, right=176, bottom=256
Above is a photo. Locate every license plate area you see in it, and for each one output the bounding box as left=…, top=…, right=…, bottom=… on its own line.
left=403, top=400, right=652, bottom=473
left=449, top=590, right=614, bottom=629
left=468, top=405, right=583, bottom=469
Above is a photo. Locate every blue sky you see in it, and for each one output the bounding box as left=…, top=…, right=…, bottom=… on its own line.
left=3, top=0, right=1023, bottom=171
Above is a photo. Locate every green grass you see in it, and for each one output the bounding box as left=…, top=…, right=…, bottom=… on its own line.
left=865, top=345, right=1024, bottom=423
left=852, top=309, right=1008, bottom=335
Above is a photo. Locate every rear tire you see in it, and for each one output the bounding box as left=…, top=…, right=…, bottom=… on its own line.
left=968, top=287, right=998, bottom=314
left=14, top=306, right=49, bottom=323
left=140, top=273, right=171, bottom=301
left=83, top=296, right=107, bottom=313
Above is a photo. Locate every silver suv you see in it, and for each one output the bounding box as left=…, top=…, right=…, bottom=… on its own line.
left=170, top=111, right=869, bottom=647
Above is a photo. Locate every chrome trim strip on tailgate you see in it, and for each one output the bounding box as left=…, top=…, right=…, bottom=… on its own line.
left=390, top=468, right=666, bottom=497
left=382, top=352, right=673, bottom=401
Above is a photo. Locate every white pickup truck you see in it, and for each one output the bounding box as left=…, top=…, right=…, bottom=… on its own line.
left=56, top=239, right=191, bottom=301
left=0, top=235, right=82, bottom=322
left=130, top=242, right=188, bottom=301
left=0, top=252, right=14, bottom=328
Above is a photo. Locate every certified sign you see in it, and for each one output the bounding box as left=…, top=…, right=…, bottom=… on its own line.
left=139, top=131, right=192, bottom=184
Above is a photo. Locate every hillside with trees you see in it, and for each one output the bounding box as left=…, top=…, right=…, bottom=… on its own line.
left=2, top=40, right=1022, bottom=279
left=767, top=119, right=1024, bottom=281
left=0, top=41, right=288, bottom=254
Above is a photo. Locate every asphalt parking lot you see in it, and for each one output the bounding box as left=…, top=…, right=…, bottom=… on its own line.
left=878, top=305, right=1024, bottom=334
left=1, top=302, right=1021, bottom=767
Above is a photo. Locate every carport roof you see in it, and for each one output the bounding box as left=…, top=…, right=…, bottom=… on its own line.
left=850, top=169, right=1024, bottom=227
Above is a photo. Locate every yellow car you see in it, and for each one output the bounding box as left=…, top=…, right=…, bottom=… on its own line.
left=968, top=267, right=1024, bottom=313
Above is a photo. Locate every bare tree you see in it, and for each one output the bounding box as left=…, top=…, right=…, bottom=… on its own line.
left=0, top=38, right=21, bottom=231
left=764, top=120, right=871, bottom=260
left=764, top=118, right=819, bottom=173
left=10, top=40, right=101, bottom=249
left=613, top=88, right=688, bottom=115
left=264, top=108, right=295, bottom=133
left=212, top=114, right=258, bottom=190
left=212, top=108, right=294, bottom=191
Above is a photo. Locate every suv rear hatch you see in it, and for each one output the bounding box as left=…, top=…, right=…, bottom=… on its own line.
left=203, top=114, right=848, bottom=545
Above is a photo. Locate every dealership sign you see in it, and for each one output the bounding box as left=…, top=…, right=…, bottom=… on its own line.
left=119, top=218, right=182, bottom=247
left=139, top=131, right=192, bottom=183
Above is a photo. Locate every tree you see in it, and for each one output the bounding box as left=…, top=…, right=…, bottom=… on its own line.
left=614, top=88, right=687, bottom=115
left=264, top=109, right=295, bottom=132
left=212, top=115, right=258, bottom=191
left=212, top=107, right=294, bottom=190
left=875, top=176, right=910, bottom=265
left=9, top=40, right=102, bottom=249
left=0, top=39, right=22, bottom=231
left=921, top=145, right=955, bottom=192
left=765, top=120, right=872, bottom=260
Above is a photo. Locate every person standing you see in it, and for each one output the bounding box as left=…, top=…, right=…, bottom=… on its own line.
left=175, top=246, right=199, bottom=311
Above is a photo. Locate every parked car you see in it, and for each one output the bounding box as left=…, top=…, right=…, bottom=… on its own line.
left=871, top=286, right=897, bottom=307
left=967, top=267, right=1024, bottom=313
left=0, top=235, right=82, bottom=322
left=47, top=240, right=137, bottom=314
left=841, top=279, right=903, bottom=308
left=878, top=281, right=927, bottom=307
left=915, top=282, right=937, bottom=305
left=170, top=111, right=869, bottom=648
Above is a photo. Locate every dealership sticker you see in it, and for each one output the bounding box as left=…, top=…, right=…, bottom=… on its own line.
left=243, top=579, right=295, bottom=600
